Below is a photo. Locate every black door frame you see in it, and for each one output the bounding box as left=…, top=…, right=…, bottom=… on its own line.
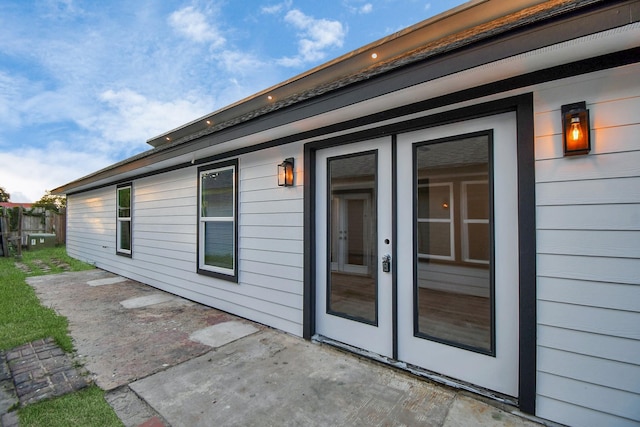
left=304, top=93, right=536, bottom=413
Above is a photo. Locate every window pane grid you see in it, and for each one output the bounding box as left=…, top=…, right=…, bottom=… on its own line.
left=416, top=183, right=454, bottom=260
left=198, top=163, right=237, bottom=279
left=116, top=185, right=132, bottom=255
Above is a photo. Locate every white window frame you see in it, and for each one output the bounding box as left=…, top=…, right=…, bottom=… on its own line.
left=116, top=184, right=132, bottom=256
left=417, top=182, right=455, bottom=261
left=461, top=180, right=490, bottom=265
left=197, top=161, right=238, bottom=281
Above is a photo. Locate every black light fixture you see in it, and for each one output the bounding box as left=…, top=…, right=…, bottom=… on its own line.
left=278, top=157, right=294, bottom=187
left=561, top=101, right=591, bottom=156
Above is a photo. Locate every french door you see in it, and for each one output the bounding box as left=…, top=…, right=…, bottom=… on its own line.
left=315, top=137, right=393, bottom=357
left=315, top=113, right=519, bottom=397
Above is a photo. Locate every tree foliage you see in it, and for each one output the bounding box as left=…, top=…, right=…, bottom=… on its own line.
left=0, top=187, right=9, bottom=202
left=33, top=191, right=66, bottom=212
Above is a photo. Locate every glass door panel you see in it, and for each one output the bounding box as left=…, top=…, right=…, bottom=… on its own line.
left=315, top=137, right=393, bottom=358
left=328, top=152, right=377, bottom=324
left=397, top=113, right=519, bottom=397
left=414, top=134, right=492, bottom=353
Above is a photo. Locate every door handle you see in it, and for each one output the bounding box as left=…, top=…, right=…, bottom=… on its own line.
left=382, top=254, right=391, bottom=273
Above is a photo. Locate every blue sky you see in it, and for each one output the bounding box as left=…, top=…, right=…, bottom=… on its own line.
left=0, top=0, right=465, bottom=202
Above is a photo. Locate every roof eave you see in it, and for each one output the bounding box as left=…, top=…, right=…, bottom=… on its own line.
left=52, top=0, right=613, bottom=196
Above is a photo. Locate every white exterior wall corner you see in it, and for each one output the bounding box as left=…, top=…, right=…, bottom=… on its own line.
left=533, top=61, right=640, bottom=426
left=65, top=143, right=305, bottom=337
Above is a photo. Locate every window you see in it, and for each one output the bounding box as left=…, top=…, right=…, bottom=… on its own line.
left=462, top=181, right=490, bottom=264
left=197, top=160, right=238, bottom=281
left=116, top=184, right=132, bottom=257
left=417, top=183, right=454, bottom=261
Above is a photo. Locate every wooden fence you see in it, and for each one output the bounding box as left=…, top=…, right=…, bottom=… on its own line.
left=0, top=207, right=66, bottom=257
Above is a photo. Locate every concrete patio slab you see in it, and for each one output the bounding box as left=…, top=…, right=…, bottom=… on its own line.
left=130, top=329, right=455, bottom=427
left=188, top=320, right=259, bottom=348
left=120, top=294, right=180, bottom=309
left=27, top=270, right=244, bottom=390
left=26, top=269, right=544, bottom=426
left=87, top=276, right=128, bottom=287
left=442, top=394, right=540, bottom=427
left=105, top=386, right=166, bottom=427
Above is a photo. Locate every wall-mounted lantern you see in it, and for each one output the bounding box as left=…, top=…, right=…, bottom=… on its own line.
left=278, top=157, right=294, bottom=187
left=562, top=101, right=590, bottom=156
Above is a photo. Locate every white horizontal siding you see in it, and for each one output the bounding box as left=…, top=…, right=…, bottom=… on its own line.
left=537, top=372, right=639, bottom=424
left=538, top=347, right=640, bottom=394
left=538, top=325, right=640, bottom=366
left=538, top=278, right=640, bottom=312
left=537, top=229, right=640, bottom=258
left=65, top=143, right=305, bottom=337
left=66, top=187, right=115, bottom=264
left=534, top=63, right=640, bottom=425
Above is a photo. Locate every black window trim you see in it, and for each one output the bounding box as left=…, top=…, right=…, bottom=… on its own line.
left=196, top=159, right=239, bottom=282
left=116, top=182, right=133, bottom=258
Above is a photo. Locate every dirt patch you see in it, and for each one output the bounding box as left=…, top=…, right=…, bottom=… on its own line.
left=49, top=258, right=72, bottom=271
left=14, top=263, right=31, bottom=274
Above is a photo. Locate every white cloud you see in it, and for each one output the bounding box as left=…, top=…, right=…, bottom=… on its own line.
left=0, top=145, right=112, bottom=201
left=278, top=9, right=346, bottom=67
left=168, top=6, right=225, bottom=48
left=218, top=50, right=266, bottom=75
left=359, top=4, right=373, bottom=14
left=425, top=3, right=432, bottom=12
left=40, top=0, right=85, bottom=20
left=95, top=88, right=211, bottom=151
left=0, top=72, right=24, bottom=128
left=344, top=1, right=372, bottom=15
left=261, top=0, right=293, bottom=15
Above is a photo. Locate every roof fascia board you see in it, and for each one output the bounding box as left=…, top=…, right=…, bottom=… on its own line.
left=56, top=45, right=639, bottom=197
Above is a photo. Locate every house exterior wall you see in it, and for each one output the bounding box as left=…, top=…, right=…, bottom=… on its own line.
left=67, top=142, right=305, bottom=336
left=533, top=64, right=640, bottom=426
left=64, top=53, right=640, bottom=427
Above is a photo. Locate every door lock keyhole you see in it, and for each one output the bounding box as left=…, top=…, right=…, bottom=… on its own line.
left=382, top=254, right=391, bottom=273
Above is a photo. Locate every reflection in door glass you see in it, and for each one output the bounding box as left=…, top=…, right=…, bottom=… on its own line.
left=327, top=151, right=377, bottom=324
left=414, top=134, right=493, bottom=353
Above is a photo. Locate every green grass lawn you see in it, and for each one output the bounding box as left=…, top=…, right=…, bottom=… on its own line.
left=18, top=386, right=123, bottom=427
left=0, top=246, right=123, bottom=427
left=0, top=246, right=93, bottom=351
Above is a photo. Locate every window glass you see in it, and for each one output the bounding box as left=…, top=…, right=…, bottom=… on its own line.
left=327, top=151, right=377, bottom=324
left=203, top=221, right=234, bottom=270
left=118, top=187, right=131, bottom=218
left=414, top=134, right=493, bottom=353
left=116, top=185, right=132, bottom=256
left=417, top=222, right=451, bottom=257
left=466, top=223, right=490, bottom=261
left=417, top=183, right=453, bottom=259
left=465, top=183, right=489, bottom=219
left=417, top=185, right=450, bottom=219
left=119, top=220, right=131, bottom=252
left=201, top=169, right=234, bottom=218
left=198, top=162, right=237, bottom=280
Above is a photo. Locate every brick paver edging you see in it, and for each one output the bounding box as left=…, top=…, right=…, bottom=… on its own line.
left=5, top=338, right=90, bottom=406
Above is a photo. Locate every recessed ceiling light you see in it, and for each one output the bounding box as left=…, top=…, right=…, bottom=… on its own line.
left=206, top=120, right=212, bottom=125
left=267, top=95, right=273, bottom=101
left=371, top=53, right=378, bottom=59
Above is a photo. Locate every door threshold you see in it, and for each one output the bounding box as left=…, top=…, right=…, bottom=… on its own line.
left=312, top=334, right=518, bottom=407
